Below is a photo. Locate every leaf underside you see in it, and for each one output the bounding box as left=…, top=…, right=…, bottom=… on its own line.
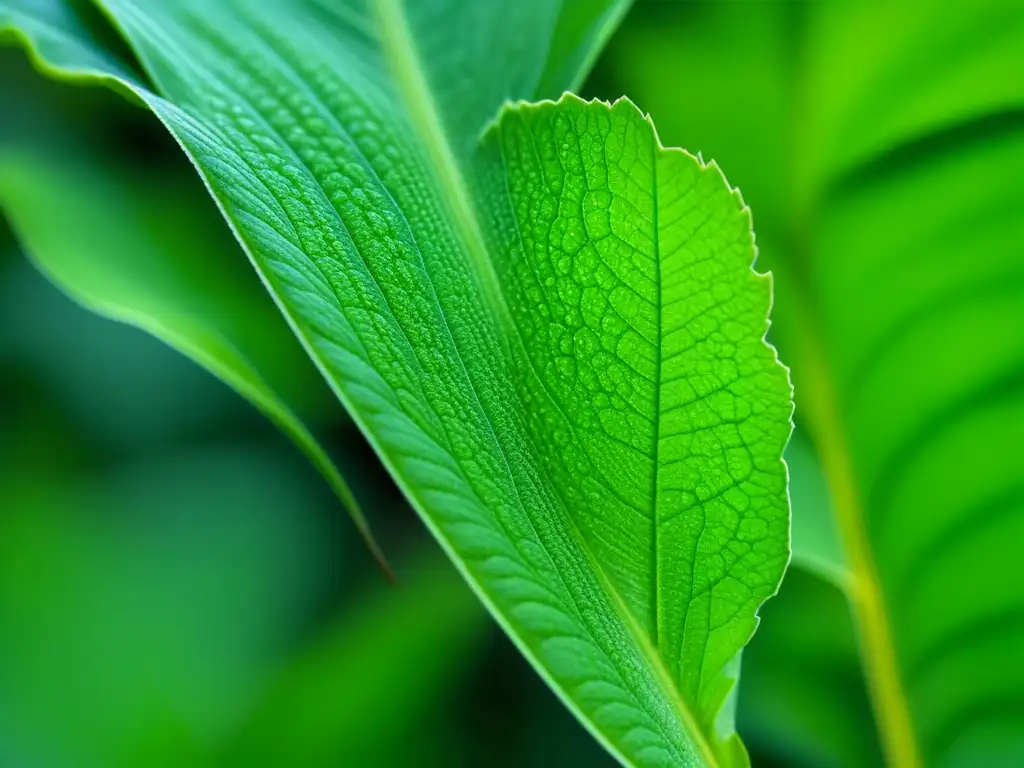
left=0, top=1, right=793, bottom=764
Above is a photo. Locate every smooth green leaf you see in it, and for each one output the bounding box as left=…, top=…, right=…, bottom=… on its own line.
left=738, top=568, right=881, bottom=768
left=600, top=1, right=1024, bottom=764
left=786, top=429, right=847, bottom=589
left=2, top=1, right=793, bottom=764
left=0, top=0, right=142, bottom=95
left=0, top=253, right=255, bottom=447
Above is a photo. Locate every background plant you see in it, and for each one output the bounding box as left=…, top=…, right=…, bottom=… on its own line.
left=1, top=1, right=1020, bottom=766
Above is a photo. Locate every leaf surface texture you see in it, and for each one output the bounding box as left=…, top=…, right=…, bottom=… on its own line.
left=0, top=0, right=793, bottom=763
left=600, top=1, right=1024, bottom=763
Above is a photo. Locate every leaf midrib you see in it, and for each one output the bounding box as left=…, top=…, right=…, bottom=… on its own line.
left=373, top=0, right=720, bottom=764
left=650, top=125, right=663, bottom=650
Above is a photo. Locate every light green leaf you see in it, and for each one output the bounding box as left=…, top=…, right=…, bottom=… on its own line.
left=600, top=1, right=1024, bottom=764
left=2, top=0, right=793, bottom=764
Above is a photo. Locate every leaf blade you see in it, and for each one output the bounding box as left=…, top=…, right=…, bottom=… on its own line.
left=3, top=1, right=794, bottom=763
left=599, top=1, right=1024, bottom=763
left=0, top=0, right=389, bottom=572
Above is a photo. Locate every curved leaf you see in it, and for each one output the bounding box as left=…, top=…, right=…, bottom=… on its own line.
left=1, top=0, right=793, bottom=763
left=0, top=145, right=389, bottom=574
left=0, top=0, right=143, bottom=96
left=599, top=1, right=1024, bottom=763
left=0, top=0, right=388, bottom=570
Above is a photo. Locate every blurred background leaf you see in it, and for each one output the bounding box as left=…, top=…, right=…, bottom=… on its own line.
left=221, top=556, right=486, bottom=768
left=0, top=442, right=339, bottom=768
left=786, top=428, right=847, bottom=590
left=0, top=44, right=387, bottom=567
left=739, top=568, right=882, bottom=768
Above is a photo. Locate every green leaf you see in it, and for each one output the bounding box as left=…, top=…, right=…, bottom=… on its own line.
left=599, top=1, right=1024, bottom=764
left=0, top=145, right=388, bottom=573
left=738, top=568, right=881, bottom=768
left=1, top=0, right=389, bottom=570
left=0, top=0, right=142, bottom=94
left=2, top=0, right=793, bottom=764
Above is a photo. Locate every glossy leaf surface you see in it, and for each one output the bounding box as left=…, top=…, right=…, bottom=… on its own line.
left=1, top=1, right=793, bottom=763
